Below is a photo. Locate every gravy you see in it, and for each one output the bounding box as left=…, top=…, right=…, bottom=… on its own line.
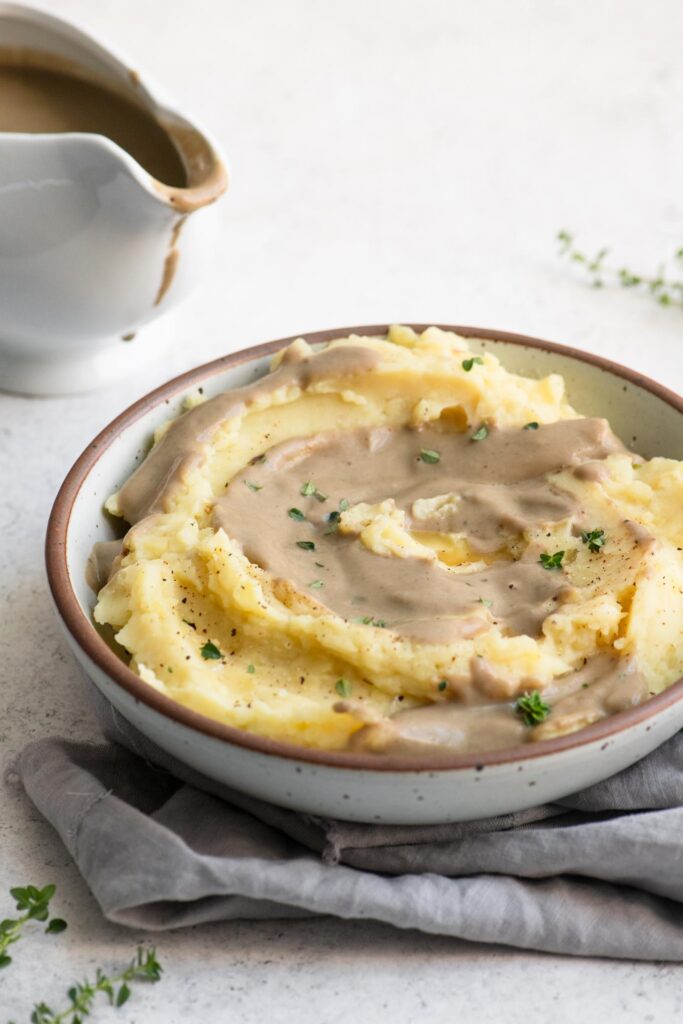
left=345, top=655, right=650, bottom=756
left=214, top=417, right=623, bottom=644
left=0, top=61, right=187, bottom=186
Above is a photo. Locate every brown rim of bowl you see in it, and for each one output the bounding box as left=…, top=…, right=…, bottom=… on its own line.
left=46, top=324, right=683, bottom=773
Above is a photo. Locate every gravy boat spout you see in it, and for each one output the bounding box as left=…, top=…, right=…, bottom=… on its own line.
left=0, top=3, right=228, bottom=395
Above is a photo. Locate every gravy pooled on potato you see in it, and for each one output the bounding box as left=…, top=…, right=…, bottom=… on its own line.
left=93, top=326, right=683, bottom=755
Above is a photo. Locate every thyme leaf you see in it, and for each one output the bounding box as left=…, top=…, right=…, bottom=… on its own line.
left=581, top=528, right=606, bottom=553
left=539, top=550, right=565, bottom=570
left=515, top=690, right=551, bottom=726
left=0, top=884, right=66, bottom=970
left=200, top=640, right=222, bottom=660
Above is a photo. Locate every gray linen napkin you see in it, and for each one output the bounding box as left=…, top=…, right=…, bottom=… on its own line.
left=9, top=689, right=683, bottom=960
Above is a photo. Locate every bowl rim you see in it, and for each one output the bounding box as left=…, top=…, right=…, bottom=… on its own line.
left=46, top=323, right=683, bottom=773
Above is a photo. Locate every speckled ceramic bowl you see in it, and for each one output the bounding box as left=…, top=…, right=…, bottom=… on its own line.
left=45, top=325, right=683, bottom=824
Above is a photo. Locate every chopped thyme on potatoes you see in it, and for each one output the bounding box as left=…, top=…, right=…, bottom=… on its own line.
left=200, top=641, right=222, bottom=660
left=515, top=691, right=551, bottom=726
left=300, top=481, right=327, bottom=502
left=539, top=550, right=565, bottom=570
left=352, top=615, right=388, bottom=627
left=582, top=528, right=606, bottom=553
left=324, top=512, right=340, bottom=534
left=335, top=679, right=352, bottom=698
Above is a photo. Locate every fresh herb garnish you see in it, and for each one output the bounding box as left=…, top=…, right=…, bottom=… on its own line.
left=288, top=507, right=306, bottom=521
left=437, top=680, right=448, bottom=692
left=309, top=580, right=324, bottom=589
left=0, top=885, right=66, bottom=969
left=324, top=511, right=340, bottom=535
left=479, top=597, right=493, bottom=609
left=581, top=528, right=606, bottom=553
left=471, top=424, right=489, bottom=442
left=246, top=664, right=255, bottom=674
left=523, top=422, right=539, bottom=431
left=182, top=618, right=196, bottom=630
left=515, top=690, right=551, bottom=726
left=200, top=640, right=222, bottom=660
left=352, top=615, right=387, bottom=627
left=335, top=679, right=352, bottom=698
left=244, top=480, right=263, bottom=492
left=420, top=449, right=441, bottom=464
left=296, top=540, right=316, bottom=551
left=557, top=230, right=683, bottom=309
left=324, top=503, right=349, bottom=534
left=26, top=946, right=162, bottom=1022
left=539, top=550, right=565, bottom=570
left=462, top=356, right=484, bottom=372
left=300, top=481, right=327, bottom=502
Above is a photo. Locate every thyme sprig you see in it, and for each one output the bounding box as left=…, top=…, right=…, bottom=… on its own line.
left=557, top=230, right=683, bottom=309
left=24, top=947, right=163, bottom=1023
left=0, top=885, right=66, bottom=969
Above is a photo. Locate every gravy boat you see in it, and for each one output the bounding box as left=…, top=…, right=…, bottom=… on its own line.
left=0, top=3, right=228, bottom=395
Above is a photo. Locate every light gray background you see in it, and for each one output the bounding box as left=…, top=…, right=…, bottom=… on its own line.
left=2, top=0, right=683, bottom=1020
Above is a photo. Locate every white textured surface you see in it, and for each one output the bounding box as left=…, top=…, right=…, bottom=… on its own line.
left=2, top=0, right=683, bottom=1020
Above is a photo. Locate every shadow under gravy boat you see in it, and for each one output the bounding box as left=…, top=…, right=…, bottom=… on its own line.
left=0, top=3, right=228, bottom=395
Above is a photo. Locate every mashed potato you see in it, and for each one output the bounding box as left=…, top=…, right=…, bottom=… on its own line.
left=92, top=326, right=683, bottom=755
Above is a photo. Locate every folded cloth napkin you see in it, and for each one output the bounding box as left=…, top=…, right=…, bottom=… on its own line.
left=10, top=689, right=683, bottom=961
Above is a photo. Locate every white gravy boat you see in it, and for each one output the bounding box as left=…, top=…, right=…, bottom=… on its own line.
left=0, top=3, right=228, bottom=394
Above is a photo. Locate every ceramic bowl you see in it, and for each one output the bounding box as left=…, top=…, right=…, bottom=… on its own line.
left=45, top=325, right=683, bottom=825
